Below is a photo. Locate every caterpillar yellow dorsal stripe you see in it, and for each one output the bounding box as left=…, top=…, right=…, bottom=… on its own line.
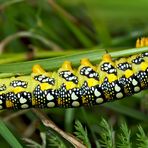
left=0, top=38, right=147, bottom=109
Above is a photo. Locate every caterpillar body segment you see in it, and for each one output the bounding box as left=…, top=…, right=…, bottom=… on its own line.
left=0, top=38, right=148, bottom=110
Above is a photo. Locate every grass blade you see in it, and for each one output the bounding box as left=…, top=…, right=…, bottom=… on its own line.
left=103, top=102, right=148, bottom=122
left=0, top=119, right=23, bottom=148
left=0, top=47, right=147, bottom=75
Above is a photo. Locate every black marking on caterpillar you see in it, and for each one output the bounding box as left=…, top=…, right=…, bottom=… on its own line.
left=142, top=52, right=148, bottom=57
left=132, top=56, right=144, bottom=64
left=10, top=80, right=28, bottom=88
left=117, top=62, right=132, bottom=71
left=101, top=62, right=117, bottom=74
left=33, top=84, right=58, bottom=108
left=59, top=70, right=78, bottom=84
left=34, top=75, right=55, bottom=85
left=80, top=66, right=99, bottom=80
left=5, top=92, right=32, bottom=109
left=0, top=38, right=147, bottom=110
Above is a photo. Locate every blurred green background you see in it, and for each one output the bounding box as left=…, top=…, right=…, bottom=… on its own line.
left=0, top=0, right=148, bottom=147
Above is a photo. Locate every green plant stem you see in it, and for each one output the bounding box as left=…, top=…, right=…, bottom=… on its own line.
left=0, top=50, right=80, bottom=64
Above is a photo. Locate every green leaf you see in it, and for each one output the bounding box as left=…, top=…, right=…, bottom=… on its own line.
left=136, top=126, right=148, bottom=148
left=97, top=118, right=114, bottom=148
left=74, top=120, right=91, bottom=148
left=117, top=122, right=132, bottom=148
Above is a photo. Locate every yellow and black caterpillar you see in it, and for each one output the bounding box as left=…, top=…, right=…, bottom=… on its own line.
left=0, top=38, right=148, bottom=110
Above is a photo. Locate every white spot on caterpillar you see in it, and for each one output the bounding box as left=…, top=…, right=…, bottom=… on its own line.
left=21, top=104, right=29, bottom=109
left=115, top=84, right=121, bottom=92
left=47, top=93, right=54, bottom=100
left=94, top=89, right=101, bottom=97
left=85, top=70, right=89, bottom=75
left=64, top=74, right=68, bottom=77
left=134, top=86, right=140, bottom=92
left=109, top=69, right=115, bottom=73
left=38, top=77, right=42, bottom=81
left=116, top=92, right=123, bottom=99
left=42, top=79, right=47, bottom=83
left=104, top=67, right=108, bottom=70
left=17, top=94, right=21, bottom=98
left=0, top=100, right=2, bottom=104
left=89, top=73, right=94, bottom=77
left=18, top=82, right=21, bottom=85
left=132, top=79, right=138, bottom=86
left=22, top=82, right=25, bottom=85
left=96, top=98, right=103, bottom=104
left=20, top=97, right=27, bottom=104
left=72, top=101, right=80, bottom=107
left=71, top=92, right=78, bottom=100
left=47, top=102, right=55, bottom=107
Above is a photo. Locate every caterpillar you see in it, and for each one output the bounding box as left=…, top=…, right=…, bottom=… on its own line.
left=0, top=38, right=148, bottom=110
